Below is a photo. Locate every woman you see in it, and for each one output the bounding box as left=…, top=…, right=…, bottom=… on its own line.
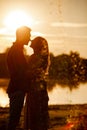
left=24, top=36, right=50, bottom=130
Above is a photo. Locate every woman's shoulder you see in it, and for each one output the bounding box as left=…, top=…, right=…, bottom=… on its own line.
left=28, top=54, right=40, bottom=63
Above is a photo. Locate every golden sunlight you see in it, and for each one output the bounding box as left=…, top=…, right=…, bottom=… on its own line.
left=4, top=10, right=34, bottom=30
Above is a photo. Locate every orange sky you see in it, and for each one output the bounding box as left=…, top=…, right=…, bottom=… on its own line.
left=0, top=1, right=87, bottom=40
left=0, top=0, right=87, bottom=57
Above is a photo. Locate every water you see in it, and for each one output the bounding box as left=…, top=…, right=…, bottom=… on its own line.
left=0, top=78, right=9, bottom=107
left=0, top=78, right=87, bottom=107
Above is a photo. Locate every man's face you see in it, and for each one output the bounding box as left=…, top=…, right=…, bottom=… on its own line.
left=24, top=32, right=31, bottom=45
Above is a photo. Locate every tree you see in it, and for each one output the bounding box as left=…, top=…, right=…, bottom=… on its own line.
left=48, top=51, right=87, bottom=91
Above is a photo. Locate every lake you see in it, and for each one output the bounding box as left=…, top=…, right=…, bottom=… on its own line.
left=0, top=78, right=87, bottom=107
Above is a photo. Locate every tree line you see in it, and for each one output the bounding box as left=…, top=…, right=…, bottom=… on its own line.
left=48, top=51, right=87, bottom=90
left=0, top=51, right=87, bottom=90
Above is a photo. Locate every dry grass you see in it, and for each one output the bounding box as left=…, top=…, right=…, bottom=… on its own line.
left=0, top=104, right=87, bottom=130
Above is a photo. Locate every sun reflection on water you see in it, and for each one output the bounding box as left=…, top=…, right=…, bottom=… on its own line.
left=0, top=88, right=9, bottom=107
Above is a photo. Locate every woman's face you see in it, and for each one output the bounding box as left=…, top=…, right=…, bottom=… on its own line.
left=30, top=37, right=48, bottom=55
left=40, top=41, right=48, bottom=55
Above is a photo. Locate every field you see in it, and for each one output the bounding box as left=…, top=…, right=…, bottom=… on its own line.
left=0, top=104, right=87, bottom=130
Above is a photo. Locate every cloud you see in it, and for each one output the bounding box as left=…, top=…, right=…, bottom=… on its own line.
left=32, top=31, right=44, bottom=37
left=50, top=22, right=87, bottom=28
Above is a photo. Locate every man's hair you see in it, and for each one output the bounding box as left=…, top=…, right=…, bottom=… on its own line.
left=16, top=26, right=31, bottom=39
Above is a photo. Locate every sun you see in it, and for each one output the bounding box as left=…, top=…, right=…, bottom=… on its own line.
left=4, top=10, right=34, bottom=30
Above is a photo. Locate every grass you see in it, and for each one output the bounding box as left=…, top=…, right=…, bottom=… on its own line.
left=0, top=104, right=87, bottom=130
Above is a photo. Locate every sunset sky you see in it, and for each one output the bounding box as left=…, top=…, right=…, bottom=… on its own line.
left=0, top=0, right=87, bottom=55
left=0, top=0, right=87, bottom=105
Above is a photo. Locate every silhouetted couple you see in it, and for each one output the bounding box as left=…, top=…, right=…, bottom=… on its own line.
left=7, top=26, right=50, bottom=130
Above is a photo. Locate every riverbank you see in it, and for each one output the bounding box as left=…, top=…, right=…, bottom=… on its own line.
left=0, top=104, right=87, bottom=130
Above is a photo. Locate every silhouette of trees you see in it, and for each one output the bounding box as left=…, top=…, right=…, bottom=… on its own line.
left=0, top=51, right=87, bottom=90
left=0, top=53, right=9, bottom=78
left=48, top=51, right=87, bottom=90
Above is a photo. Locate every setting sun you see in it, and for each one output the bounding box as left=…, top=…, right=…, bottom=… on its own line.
left=4, top=10, right=34, bottom=30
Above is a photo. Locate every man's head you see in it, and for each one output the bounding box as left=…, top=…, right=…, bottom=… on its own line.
left=16, top=26, right=31, bottom=45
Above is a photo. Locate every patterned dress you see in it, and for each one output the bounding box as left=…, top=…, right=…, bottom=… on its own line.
left=24, top=37, right=50, bottom=130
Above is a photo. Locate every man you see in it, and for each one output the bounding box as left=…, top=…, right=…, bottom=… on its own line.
left=7, top=26, right=31, bottom=130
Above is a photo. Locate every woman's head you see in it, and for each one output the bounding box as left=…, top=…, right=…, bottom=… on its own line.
left=30, top=36, right=50, bottom=74
left=30, top=36, right=49, bottom=55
